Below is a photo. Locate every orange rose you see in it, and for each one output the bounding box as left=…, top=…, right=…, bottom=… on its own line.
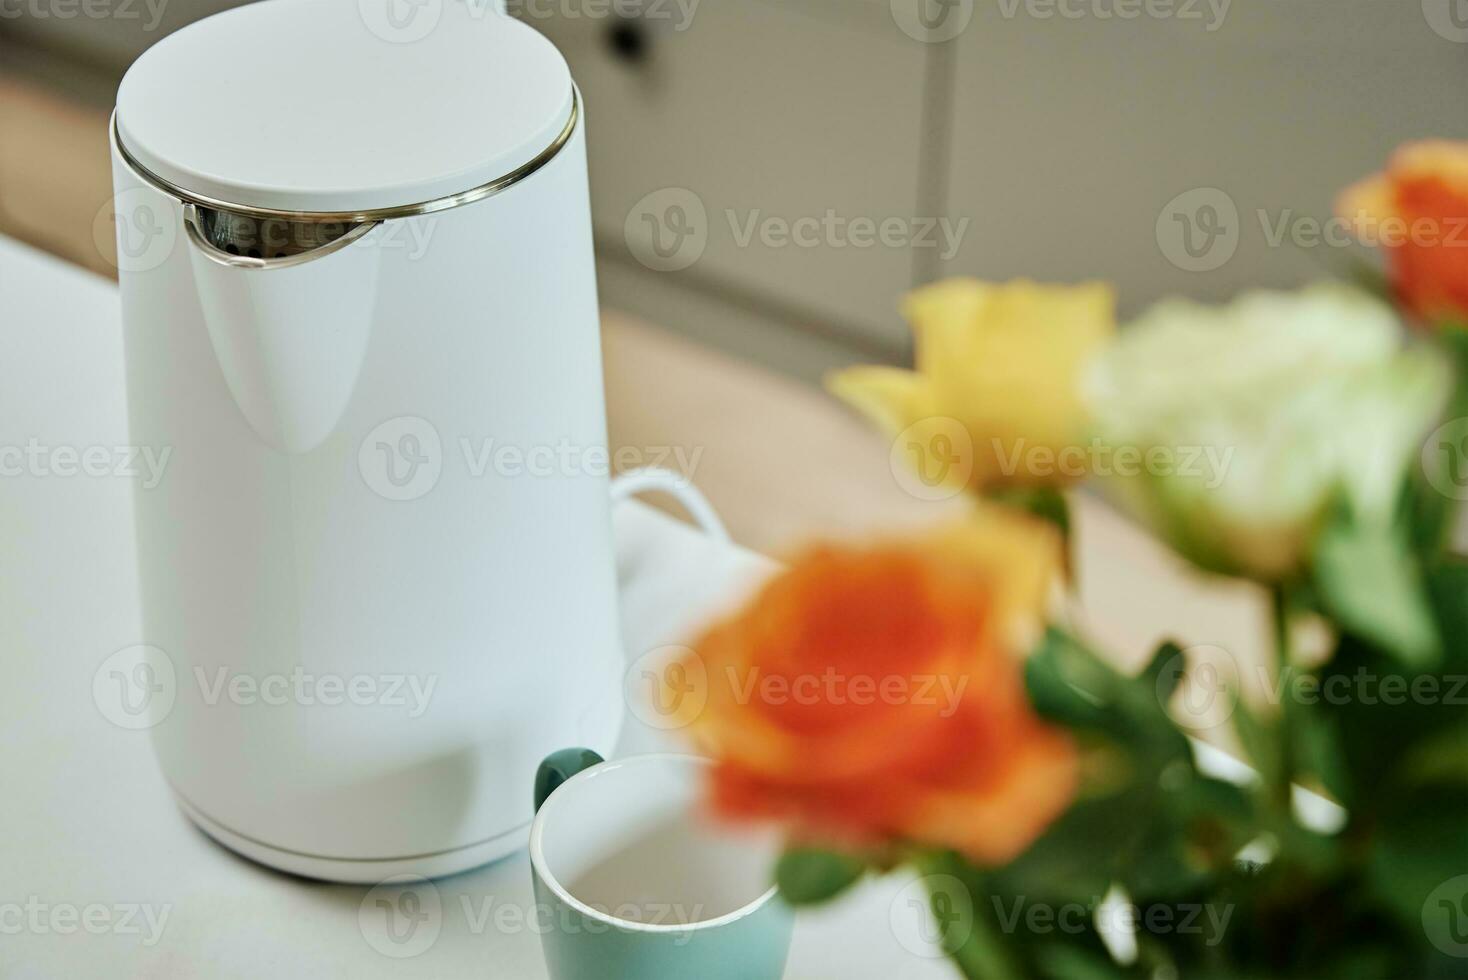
left=672, top=509, right=1077, bottom=866
left=1339, top=141, right=1468, bottom=325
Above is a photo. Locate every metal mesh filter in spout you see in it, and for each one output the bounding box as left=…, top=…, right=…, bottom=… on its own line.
left=193, top=206, right=363, bottom=260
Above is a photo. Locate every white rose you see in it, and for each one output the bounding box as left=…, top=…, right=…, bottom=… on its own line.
left=1085, top=283, right=1450, bottom=580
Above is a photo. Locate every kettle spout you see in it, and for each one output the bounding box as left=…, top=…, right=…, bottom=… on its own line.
left=185, top=204, right=382, bottom=455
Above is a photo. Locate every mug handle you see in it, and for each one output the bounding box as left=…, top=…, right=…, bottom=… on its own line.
left=608, top=467, right=728, bottom=543
left=534, top=748, right=605, bottom=812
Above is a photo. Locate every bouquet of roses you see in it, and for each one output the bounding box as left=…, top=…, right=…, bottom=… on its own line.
left=665, top=141, right=1468, bottom=979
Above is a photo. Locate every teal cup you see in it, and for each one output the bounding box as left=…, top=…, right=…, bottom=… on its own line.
left=529, top=750, right=794, bottom=980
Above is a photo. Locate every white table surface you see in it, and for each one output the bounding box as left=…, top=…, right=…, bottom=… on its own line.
left=0, top=237, right=955, bottom=979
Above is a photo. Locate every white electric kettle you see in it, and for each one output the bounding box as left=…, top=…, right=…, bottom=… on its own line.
left=108, top=0, right=704, bottom=883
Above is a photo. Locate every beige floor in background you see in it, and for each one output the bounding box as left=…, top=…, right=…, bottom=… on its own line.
left=1, top=69, right=1286, bottom=752
left=0, top=74, right=116, bottom=276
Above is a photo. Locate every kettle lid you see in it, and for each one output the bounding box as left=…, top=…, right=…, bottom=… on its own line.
left=115, top=0, right=575, bottom=216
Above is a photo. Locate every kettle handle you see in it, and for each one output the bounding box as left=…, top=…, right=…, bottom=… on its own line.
left=608, top=468, right=728, bottom=543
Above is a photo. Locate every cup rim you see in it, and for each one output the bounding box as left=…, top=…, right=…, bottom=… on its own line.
left=528, top=752, right=781, bottom=934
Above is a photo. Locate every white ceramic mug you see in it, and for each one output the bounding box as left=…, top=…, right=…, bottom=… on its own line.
left=529, top=751, right=793, bottom=980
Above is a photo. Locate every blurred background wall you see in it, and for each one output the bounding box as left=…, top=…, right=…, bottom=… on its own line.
left=2, top=0, right=1465, bottom=381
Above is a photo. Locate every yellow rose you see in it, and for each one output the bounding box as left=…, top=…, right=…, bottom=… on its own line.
left=829, top=278, right=1116, bottom=493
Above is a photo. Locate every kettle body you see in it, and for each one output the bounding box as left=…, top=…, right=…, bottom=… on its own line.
left=109, top=0, right=623, bottom=881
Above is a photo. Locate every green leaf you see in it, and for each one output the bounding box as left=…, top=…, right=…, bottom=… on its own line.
left=918, top=853, right=1027, bottom=980
left=1313, top=518, right=1441, bottom=667
left=1026, top=629, right=1112, bottom=730
left=997, top=788, right=1148, bottom=902
left=1316, top=634, right=1458, bottom=801
left=1367, top=788, right=1468, bottom=936
left=774, top=847, right=865, bottom=905
left=1406, top=462, right=1458, bottom=561
left=1401, top=724, right=1468, bottom=788
left=993, top=486, right=1071, bottom=538
left=1034, top=944, right=1140, bottom=980
left=1427, top=560, right=1468, bottom=672
left=1148, top=641, right=1187, bottom=705
left=1288, top=699, right=1351, bottom=806
left=1028, top=631, right=1188, bottom=748
left=1231, top=690, right=1285, bottom=802
left=993, top=487, right=1074, bottom=574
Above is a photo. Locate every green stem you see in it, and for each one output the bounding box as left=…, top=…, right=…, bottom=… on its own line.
left=991, top=486, right=1075, bottom=583
left=915, top=853, right=1025, bottom=980
left=1268, top=585, right=1296, bottom=810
